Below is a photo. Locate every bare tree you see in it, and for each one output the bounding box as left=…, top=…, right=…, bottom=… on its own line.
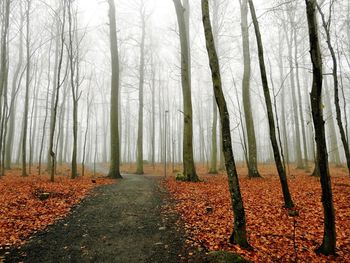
left=317, top=2, right=350, bottom=175
left=201, top=0, right=250, bottom=248
left=49, top=0, right=67, bottom=182
left=305, top=0, right=336, bottom=255
left=107, top=0, right=122, bottom=179
left=136, top=0, right=147, bottom=175
left=22, top=0, right=32, bottom=177
left=248, top=0, right=294, bottom=208
left=172, top=0, right=198, bottom=182
left=240, top=0, right=260, bottom=177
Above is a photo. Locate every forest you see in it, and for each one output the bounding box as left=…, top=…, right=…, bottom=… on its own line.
left=0, top=0, right=349, bottom=262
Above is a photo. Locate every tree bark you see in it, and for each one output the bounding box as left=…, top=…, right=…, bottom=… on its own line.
left=317, top=3, right=350, bottom=175
left=305, top=0, right=336, bottom=255
left=201, top=0, right=250, bottom=248
left=136, top=5, right=146, bottom=175
left=240, top=0, right=260, bottom=177
left=107, top=0, right=122, bottom=179
left=248, top=0, right=294, bottom=208
left=5, top=1, right=23, bottom=170
left=173, top=0, right=198, bottom=182
left=22, top=0, right=32, bottom=177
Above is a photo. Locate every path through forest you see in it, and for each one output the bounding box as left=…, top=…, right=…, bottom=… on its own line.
left=5, top=171, right=200, bottom=263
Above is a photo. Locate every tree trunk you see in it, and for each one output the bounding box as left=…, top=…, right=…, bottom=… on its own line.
left=240, top=0, right=260, bottom=177
left=49, top=1, right=67, bottom=182
left=201, top=0, right=250, bottom=248
left=22, top=0, right=31, bottom=177
left=248, top=0, right=294, bottom=208
left=107, top=0, right=122, bottom=179
left=305, top=0, right=336, bottom=255
left=324, top=80, right=341, bottom=166
left=173, top=0, right=198, bottom=182
left=5, top=1, right=23, bottom=170
left=136, top=7, right=146, bottom=175
left=284, top=11, right=304, bottom=169
left=317, top=3, right=350, bottom=175
left=294, top=28, right=309, bottom=168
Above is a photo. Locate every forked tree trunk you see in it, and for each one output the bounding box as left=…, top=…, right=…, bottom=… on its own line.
left=201, top=0, right=250, bottom=248
left=305, top=0, right=336, bottom=255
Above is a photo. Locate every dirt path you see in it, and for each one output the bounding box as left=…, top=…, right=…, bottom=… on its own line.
left=5, top=173, right=194, bottom=263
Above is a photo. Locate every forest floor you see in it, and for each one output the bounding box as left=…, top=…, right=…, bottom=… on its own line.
left=164, top=163, right=350, bottom=262
left=1, top=166, right=207, bottom=263
left=2, top=163, right=349, bottom=262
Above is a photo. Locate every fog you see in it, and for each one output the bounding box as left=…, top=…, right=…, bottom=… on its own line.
left=0, top=0, right=349, bottom=175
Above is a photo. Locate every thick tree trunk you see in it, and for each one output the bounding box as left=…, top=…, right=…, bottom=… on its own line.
left=248, top=0, right=294, bottom=208
left=201, top=0, right=250, bottom=248
left=305, top=0, right=336, bottom=255
left=107, top=0, right=122, bottom=179
left=173, top=0, right=198, bottom=182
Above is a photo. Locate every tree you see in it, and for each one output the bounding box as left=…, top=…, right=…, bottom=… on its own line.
left=208, top=0, right=220, bottom=175
left=305, top=0, right=336, bottom=255
left=136, top=0, right=147, bottom=175
left=5, top=1, right=24, bottom=170
left=201, top=0, right=250, bottom=248
left=22, top=0, right=32, bottom=177
left=283, top=4, right=304, bottom=169
left=248, top=0, right=294, bottom=208
left=172, top=0, right=198, bottom=182
left=49, top=0, right=67, bottom=182
left=239, top=0, right=260, bottom=178
left=67, top=0, right=83, bottom=179
left=107, top=0, right=122, bottom=179
left=317, top=2, right=350, bottom=175
left=0, top=0, right=10, bottom=175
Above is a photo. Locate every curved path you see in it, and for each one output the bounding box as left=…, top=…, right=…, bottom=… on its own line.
left=6, top=174, right=193, bottom=263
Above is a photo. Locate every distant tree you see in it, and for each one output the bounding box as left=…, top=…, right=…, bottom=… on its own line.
left=49, top=0, right=67, bottom=182
left=5, top=1, right=23, bottom=170
left=208, top=0, right=220, bottom=175
left=22, top=0, right=32, bottom=177
left=107, top=0, right=122, bottom=179
left=172, top=0, right=199, bottom=182
left=239, top=0, right=260, bottom=178
left=0, top=0, right=11, bottom=175
left=136, top=0, right=147, bottom=175
left=305, top=0, right=336, bottom=255
left=317, top=2, right=350, bottom=175
left=248, top=0, right=294, bottom=208
left=201, top=0, right=250, bottom=248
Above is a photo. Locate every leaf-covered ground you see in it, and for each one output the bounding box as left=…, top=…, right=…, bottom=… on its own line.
left=165, top=165, right=350, bottom=262
left=0, top=167, right=112, bottom=249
